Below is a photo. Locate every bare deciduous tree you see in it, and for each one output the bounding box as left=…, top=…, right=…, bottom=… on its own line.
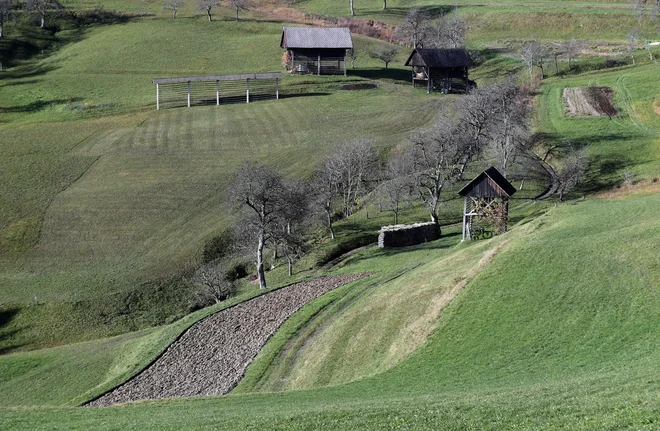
left=311, top=164, right=340, bottom=240
left=487, top=80, right=531, bottom=177
left=562, top=38, right=580, bottom=71
left=328, top=140, right=378, bottom=218
left=555, top=145, right=587, bottom=201
left=427, top=14, right=467, bottom=48
left=627, top=28, right=639, bottom=64
left=520, top=40, right=542, bottom=80
left=164, top=0, right=185, bottom=19
left=370, top=45, right=398, bottom=69
left=0, top=0, right=13, bottom=38
left=411, top=85, right=509, bottom=223
left=347, top=47, right=358, bottom=68
left=377, top=150, right=415, bottom=225
left=395, top=7, right=430, bottom=48
left=349, top=0, right=354, bottom=16
left=226, top=161, right=286, bottom=290
left=25, top=0, right=62, bottom=29
left=228, top=0, right=248, bottom=21
left=193, top=264, right=236, bottom=306
left=197, top=0, right=220, bottom=21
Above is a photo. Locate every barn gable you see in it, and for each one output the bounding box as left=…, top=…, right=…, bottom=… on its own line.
left=458, top=166, right=517, bottom=198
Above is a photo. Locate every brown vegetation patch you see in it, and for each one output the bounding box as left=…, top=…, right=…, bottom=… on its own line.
left=594, top=179, right=660, bottom=199
left=259, top=7, right=394, bottom=41
left=563, top=87, right=619, bottom=118
left=339, top=83, right=378, bottom=91
left=87, top=273, right=371, bottom=406
left=653, top=100, right=660, bottom=116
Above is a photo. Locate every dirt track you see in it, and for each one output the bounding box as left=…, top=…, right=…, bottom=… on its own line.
left=87, top=273, right=369, bottom=407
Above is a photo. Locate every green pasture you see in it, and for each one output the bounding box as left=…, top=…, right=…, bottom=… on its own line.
left=537, top=63, right=660, bottom=183
left=0, top=0, right=659, bottom=428
left=1, top=187, right=658, bottom=429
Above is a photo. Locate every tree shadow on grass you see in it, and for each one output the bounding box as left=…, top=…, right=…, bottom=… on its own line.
left=339, top=231, right=462, bottom=268
left=381, top=5, right=459, bottom=18
left=0, top=97, right=83, bottom=114
left=0, top=307, right=23, bottom=355
left=351, top=67, right=410, bottom=84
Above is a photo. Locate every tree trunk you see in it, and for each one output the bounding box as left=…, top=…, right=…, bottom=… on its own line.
left=207, top=9, right=212, bottom=22
left=383, top=0, right=386, bottom=9
left=385, top=61, right=389, bottom=69
left=326, top=208, right=335, bottom=239
left=40, top=14, right=45, bottom=29
left=554, top=55, right=559, bottom=74
left=287, top=257, right=293, bottom=277
left=0, top=23, right=3, bottom=38
left=235, top=7, right=239, bottom=21
left=350, top=0, right=354, bottom=15
left=173, top=10, right=177, bottom=19
left=256, top=232, right=266, bottom=289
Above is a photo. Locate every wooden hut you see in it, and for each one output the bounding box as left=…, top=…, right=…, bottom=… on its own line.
left=281, top=26, right=353, bottom=76
left=404, top=48, right=475, bottom=94
left=458, top=166, right=517, bottom=241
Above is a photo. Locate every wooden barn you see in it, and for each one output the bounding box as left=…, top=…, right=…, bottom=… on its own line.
left=281, top=26, right=353, bottom=76
left=458, top=166, right=517, bottom=241
left=404, top=48, right=475, bottom=94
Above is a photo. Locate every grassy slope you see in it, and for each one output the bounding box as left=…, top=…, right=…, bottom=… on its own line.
left=1, top=1, right=659, bottom=427
left=1, top=186, right=658, bottom=429
left=0, top=14, right=437, bottom=351
left=537, top=63, right=660, bottom=184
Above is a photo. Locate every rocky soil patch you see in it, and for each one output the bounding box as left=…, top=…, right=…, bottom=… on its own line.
left=88, top=274, right=370, bottom=407
left=563, top=87, right=619, bottom=118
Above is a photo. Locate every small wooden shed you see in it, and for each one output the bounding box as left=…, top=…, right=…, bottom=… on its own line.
left=404, top=48, right=475, bottom=94
left=281, top=26, right=353, bottom=76
left=458, top=166, right=517, bottom=241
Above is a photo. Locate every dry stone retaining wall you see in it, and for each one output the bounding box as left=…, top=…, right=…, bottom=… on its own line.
left=378, top=222, right=441, bottom=248
left=87, top=273, right=369, bottom=407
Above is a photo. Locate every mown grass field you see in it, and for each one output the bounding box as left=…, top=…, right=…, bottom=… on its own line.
left=1, top=0, right=659, bottom=428
left=0, top=11, right=446, bottom=352
left=1, top=185, right=658, bottom=429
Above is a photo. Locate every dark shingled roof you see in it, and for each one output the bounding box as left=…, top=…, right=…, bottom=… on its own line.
left=458, top=166, right=517, bottom=198
left=280, top=26, right=353, bottom=49
left=404, top=48, right=475, bottom=68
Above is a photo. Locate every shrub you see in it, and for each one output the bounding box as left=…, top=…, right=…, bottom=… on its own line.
left=202, top=229, right=236, bottom=263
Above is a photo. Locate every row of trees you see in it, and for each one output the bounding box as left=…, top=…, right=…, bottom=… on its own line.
left=0, top=0, right=62, bottom=33
left=220, top=80, right=586, bottom=292
left=394, top=8, right=467, bottom=49
left=0, top=0, right=250, bottom=36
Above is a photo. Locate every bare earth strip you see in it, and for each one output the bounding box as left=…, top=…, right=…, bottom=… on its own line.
left=87, top=274, right=370, bottom=407
left=563, top=87, right=619, bottom=118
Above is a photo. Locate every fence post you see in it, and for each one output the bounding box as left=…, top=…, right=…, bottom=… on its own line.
left=216, top=80, right=220, bottom=106
left=276, top=78, right=279, bottom=100
left=246, top=78, right=250, bottom=103
left=187, top=81, right=191, bottom=108
left=156, top=83, right=160, bottom=110
left=317, top=53, right=321, bottom=75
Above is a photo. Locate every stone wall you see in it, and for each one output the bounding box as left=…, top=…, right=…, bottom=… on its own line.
left=378, top=222, right=441, bottom=248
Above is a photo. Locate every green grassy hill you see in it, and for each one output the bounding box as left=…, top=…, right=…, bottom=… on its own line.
left=1, top=185, right=658, bottom=429
left=1, top=0, right=659, bottom=428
